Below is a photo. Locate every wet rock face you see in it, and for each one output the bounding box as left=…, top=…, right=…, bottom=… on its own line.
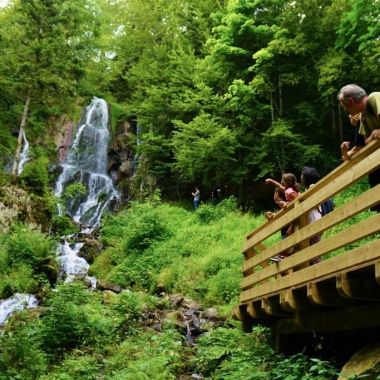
left=77, top=238, right=102, bottom=264
left=0, top=185, right=37, bottom=233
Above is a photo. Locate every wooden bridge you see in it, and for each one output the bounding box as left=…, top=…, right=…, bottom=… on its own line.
left=234, top=140, right=380, bottom=354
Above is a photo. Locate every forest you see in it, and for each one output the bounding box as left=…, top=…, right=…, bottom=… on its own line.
left=0, top=0, right=379, bottom=378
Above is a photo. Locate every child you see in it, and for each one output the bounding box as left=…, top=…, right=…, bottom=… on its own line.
left=265, top=173, right=300, bottom=261
left=265, top=173, right=300, bottom=209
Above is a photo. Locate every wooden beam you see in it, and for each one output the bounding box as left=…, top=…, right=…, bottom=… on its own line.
left=247, top=302, right=267, bottom=320
left=275, top=303, right=380, bottom=334
left=336, top=272, right=380, bottom=301
left=241, top=212, right=380, bottom=290
left=279, top=289, right=308, bottom=312
left=261, top=296, right=290, bottom=317
left=240, top=238, right=380, bottom=303
left=307, top=281, right=360, bottom=307
left=375, top=261, right=380, bottom=286
left=242, top=184, right=380, bottom=272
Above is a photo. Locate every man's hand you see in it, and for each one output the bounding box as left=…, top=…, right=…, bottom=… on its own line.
left=340, top=141, right=350, bottom=160
left=366, top=129, right=380, bottom=143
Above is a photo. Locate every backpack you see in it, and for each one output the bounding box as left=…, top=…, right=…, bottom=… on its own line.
left=320, top=198, right=334, bottom=216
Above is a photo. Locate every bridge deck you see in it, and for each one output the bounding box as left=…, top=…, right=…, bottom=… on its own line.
left=235, top=141, right=380, bottom=340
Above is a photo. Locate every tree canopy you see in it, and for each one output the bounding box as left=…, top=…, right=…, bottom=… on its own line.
left=0, top=0, right=378, bottom=204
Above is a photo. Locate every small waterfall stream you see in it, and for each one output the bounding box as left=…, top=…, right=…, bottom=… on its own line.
left=0, top=97, right=117, bottom=325
left=17, top=129, right=30, bottom=176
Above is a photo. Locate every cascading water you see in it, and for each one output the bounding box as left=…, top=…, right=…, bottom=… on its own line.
left=55, top=97, right=119, bottom=227
left=0, top=294, right=38, bottom=326
left=0, top=98, right=118, bottom=325
left=17, top=129, right=30, bottom=175
left=55, top=97, right=118, bottom=284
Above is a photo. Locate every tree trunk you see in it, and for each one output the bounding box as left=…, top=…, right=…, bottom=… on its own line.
left=279, top=76, right=283, bottom=118
left=270, top=95, right=275, bottom=122
left=11, top=95, right=30, bottom=181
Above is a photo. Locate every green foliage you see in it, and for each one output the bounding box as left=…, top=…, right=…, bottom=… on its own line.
left=51, top=215, right=79, bottom=236
left=39, top=355, right=100, bottom=380
left=0, top=321, right=47, bottom=380
left=101, top=202, right=170, bottom=253
left=19, top=157, right=50, bottom=194
left=103, top=328, right=185, bottom=379
left=3, top=224, right=56, bottom=271
left=40, top=283, right=94, bottom=358
left=194, top=326, right=274, bottom=379
left=94, top=201, right=259, bottom=304
left=271, top=354, right=338, bottom=380
left=62, top=183, right=87, bottom=202
left=172, top=113, right=241, bottom=185
left=196, top=196, right=238, bottom=223
left=0, top=265, right=40, bottom=299
left=255, top=119, right=321, bottom=178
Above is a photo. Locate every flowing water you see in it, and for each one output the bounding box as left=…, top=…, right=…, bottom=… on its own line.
left=0, top=98, right=116, bottom=325
left=0, top=294, right=38, bottom=326
left=17, top=129, right=30, bottom=175
left=55, top=97, right=118, bottom=282
left=55, top=97, right=119, bottom=227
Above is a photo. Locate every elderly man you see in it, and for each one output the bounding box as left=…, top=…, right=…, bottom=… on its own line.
left=338, top=84, right=380, bottom=144
left=338, top=84, right=380, bottom=210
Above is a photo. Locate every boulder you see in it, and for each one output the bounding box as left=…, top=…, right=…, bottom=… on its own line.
left=77, top=238, right=102, bottom=264
left=97, top=279, right=122, bottom=293
left=338, top=343, right=380, bottom=380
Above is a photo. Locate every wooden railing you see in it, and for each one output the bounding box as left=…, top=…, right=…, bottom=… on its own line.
left=235, top=140, right=380, bottom=334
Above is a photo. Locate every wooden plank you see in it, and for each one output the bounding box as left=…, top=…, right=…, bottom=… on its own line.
left=375, top=262, right=380, bottom=286
left=241, top=212, right=380, bottom=289
left=245, top=140, right=380, bottom=241
left=240, top=238, right=380, bottom=303
left=232, top=305, right=255, bottom=332
left=243, top=144, right=380, bottom=252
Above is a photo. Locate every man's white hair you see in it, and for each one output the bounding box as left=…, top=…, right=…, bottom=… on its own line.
left=338, top=84, right=367, bottom=102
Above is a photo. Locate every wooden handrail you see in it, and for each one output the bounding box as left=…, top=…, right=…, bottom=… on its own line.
left=239, top=139, right=380, bottom=307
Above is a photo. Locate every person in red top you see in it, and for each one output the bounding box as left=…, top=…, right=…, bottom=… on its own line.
left=265, top=173, right=300, bottom=262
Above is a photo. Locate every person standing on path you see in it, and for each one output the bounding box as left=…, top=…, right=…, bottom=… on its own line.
left=192, top=187, right=200, bottom=210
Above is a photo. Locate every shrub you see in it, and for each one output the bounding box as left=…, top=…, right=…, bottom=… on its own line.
left=204, top=267, right=241, bottom=304
left=51, top=215, right=79, bottom=236
left=19, top=156, right=50, bottom=194
left=196, top=196, right=238, bottom=224
left=4, top=224, right=57, bottom=273
left=0, top=322, right=47, bottom=380
left=40, top=283, right=93, bottom=358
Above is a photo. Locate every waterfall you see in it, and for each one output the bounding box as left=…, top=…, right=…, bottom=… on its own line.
left=54, top=97, right=118, bottom=284
left=0, top=98, right=116, bottom=326
left=55, top=97, right=119, bottom=227
left=0, top=294, right=38, bottom=326
left=17, top=129, right=30, bottom=176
